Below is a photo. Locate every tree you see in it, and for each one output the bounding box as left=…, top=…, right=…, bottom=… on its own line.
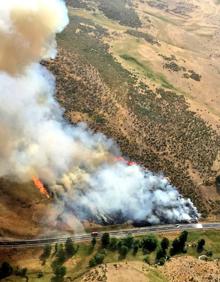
left=119, top=245, right=129, bottom=258
left=51, top=265, right=66, bottom=282
left=91, top=237, right=96, bottom=248
left=40, top=244, right=52, bottom=263
left=117, top=240, right=122, bottom=250
left=156, top=248, right=166, bottom=261
left=109, top=238, right=118, bottom=251
left=179, top=231, right=188, bottom=251
left=56, top=244, right=66, bottom=264
left=54, top=243, right=58, bottom=255
left=133, top=240, right=139, bottom=255
left=89, top=258, right=97, bottom=267
left=101, top=233, right=110, bottom=248
left=54, top=266, right=66, bottom=277
left=161, top=237, right=169, bottom=251
left=170, top=231, right=188, bottom=256
left=197, top=239, right=205, bottom=252
left=122, top=235, right=134, bottom=249
left=0, top=262, right=13, bottom=279
left=142, top=234, right=158, bottom=253
left=65, top=238, right=75, bottom=257
left=170, top=238, right=180, bottom=256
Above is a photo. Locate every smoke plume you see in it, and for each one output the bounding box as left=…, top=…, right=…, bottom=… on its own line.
left=0, top=0, right=199, bottom=226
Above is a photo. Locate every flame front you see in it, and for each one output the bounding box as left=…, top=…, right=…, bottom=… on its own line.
left=32, top=176, right=50, bottom=199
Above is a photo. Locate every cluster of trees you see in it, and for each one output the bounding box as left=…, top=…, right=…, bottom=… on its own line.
left=170, top=230, right=188, bottom=256
left=89, top=232, right=170, bottom=267
left=98, top=0, right=142, bottom=28
left=89, top=230, right=213, bottom=268
left=39, top=238, right=77, bottom=282
left=0, top=262, right=27, bottom=281
left=50, top=238, right=78, bottom=282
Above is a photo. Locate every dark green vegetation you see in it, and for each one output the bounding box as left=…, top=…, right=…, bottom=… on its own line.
left=98, top=0, right=142, bottom=28
left=0, top=262, right=27, bottom=281
left=126, top=29, right=158, bottom=45
left=57, top=14, right=134, bottom=95
left=162, top=57, right=202, bottom=81
left=0, top=262, right=13, bottom=280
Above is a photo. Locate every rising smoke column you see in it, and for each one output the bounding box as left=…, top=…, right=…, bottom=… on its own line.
left=0, top=0, right=199, bottom=225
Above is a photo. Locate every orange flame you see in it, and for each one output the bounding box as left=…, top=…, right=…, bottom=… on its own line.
left=115, top=156, right=137, bottom=166
left=32, top=176, right=50, bottom=199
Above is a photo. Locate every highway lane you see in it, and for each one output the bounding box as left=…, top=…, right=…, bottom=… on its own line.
left=1, top=222, right=220, bottom=249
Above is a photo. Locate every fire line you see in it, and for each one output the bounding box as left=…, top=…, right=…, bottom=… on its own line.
left=32, top=176, right=50, bottom=199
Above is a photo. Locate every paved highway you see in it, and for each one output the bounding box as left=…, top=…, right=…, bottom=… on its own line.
left=0, top=223, right=220, bottom=249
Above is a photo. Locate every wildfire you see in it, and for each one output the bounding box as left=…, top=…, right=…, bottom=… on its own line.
left=32, top=176, right=50, bottom=199
left=116, top=156, right=137, bottom=166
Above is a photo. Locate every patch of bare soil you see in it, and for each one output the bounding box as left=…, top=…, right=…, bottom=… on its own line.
left=81, top=262, right=161, bottom=282
left=161, top=256, right=220, bottom=282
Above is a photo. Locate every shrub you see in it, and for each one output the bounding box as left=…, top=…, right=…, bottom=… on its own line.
left=37, top=271, right=43, bottom=278
left=95, top=253, right=105, bottom=264
left=15, top=267, right=27, bottom=277
left=143, top=256, right=150, bottom=264
left=197, top=239, right=205, bottom=252
left=206, top=250, right=213, bottom=257
left=89, top=252, right=105, bottom=267
left=89, top=258, right=97, bottom=268
left=158, top=257, right=166, bottom=266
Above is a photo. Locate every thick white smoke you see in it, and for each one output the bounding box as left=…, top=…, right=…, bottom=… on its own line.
left=0, top=0, right=199, bottom=226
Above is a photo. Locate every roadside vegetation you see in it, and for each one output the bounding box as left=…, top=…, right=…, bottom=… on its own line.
left=1, top=230, right=220, bottom=281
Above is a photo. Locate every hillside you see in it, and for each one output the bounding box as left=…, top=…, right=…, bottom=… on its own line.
left=51, top=0, right=220, bottom=218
